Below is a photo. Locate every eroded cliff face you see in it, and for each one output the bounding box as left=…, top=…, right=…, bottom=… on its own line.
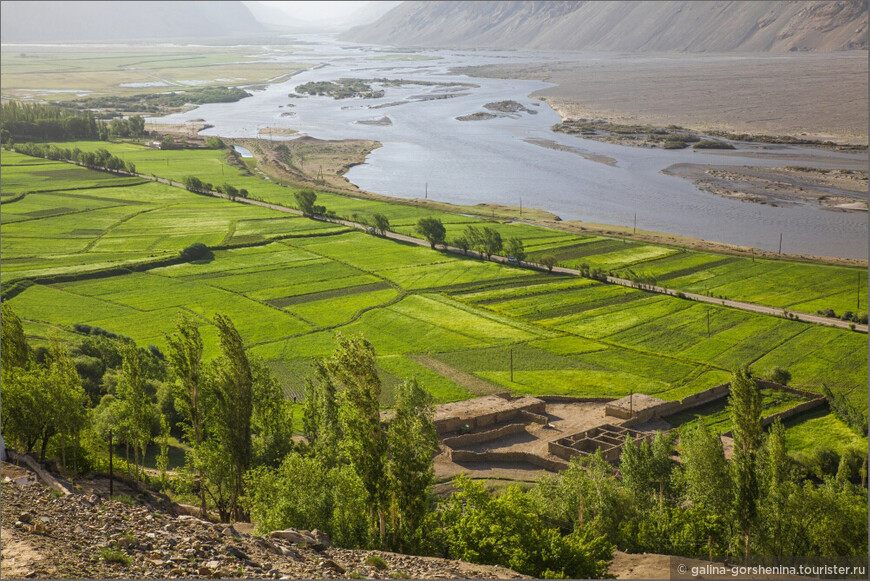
left=342, top=1, right=868, bottom=52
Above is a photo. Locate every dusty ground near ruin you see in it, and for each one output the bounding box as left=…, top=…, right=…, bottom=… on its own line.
left=433, top=401, right=673, bottom=483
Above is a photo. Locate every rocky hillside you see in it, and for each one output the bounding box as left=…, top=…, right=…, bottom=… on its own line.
left=1, top=1, right=263, bottom=43
left=0, top=476, right=523, bottom=580
left=342, top=0, right=868, bottom=52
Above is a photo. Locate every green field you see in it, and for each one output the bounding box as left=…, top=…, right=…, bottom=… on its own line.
left=527, top=237, right=866, bottom=316
left=2, top=143, right=867, bottom=451
left=1, top=46, right=308, bottom=100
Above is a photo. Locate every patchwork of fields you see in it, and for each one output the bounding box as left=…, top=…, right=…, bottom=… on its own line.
left=1, top=144, right=866, bottom=451
left=1, top=47, right=307, bottom=99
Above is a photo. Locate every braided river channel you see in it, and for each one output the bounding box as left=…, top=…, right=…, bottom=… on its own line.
left=151, top=36, right=868, bottom=259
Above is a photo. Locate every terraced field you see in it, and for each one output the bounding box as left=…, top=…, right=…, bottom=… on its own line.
left=2, top=143, right=866, bottom=452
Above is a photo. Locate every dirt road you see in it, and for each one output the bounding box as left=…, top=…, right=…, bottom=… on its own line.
left=98, top=167, right=870, bottom=334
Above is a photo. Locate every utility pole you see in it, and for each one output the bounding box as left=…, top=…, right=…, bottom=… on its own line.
left=425, top=182, right=428, bottom=199
left=707, top=309, right=711, bottom=339
left=633, top=212, right=637, bottom=235
left=510, top=348, right=514, bottom=382
left=109, top=429, right=114, bottom=498
left=778, top=232, right=783, bottom=255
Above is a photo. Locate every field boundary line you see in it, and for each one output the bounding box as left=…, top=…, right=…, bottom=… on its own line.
left=13, top=152, right=867, bottom=333
left=408, top=354, right=504, bottom=396
left=81, top=206, right=162, bottom=253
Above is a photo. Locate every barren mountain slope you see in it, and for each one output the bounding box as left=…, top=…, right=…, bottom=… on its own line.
left=343, top=1, right=868, bottom=52
left=0, top=1, right=263, bottom=42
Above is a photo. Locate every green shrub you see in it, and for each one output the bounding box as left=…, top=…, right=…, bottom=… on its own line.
left=693, top=140, right=735, bottom=150
left=100, top=547, right=131, bottom=566
left=428, top=475, right=613, bottom=579
left=365, top=555, right=388, bottom=570
left=179, top=242, right=211, bottom=262
left=662, top=140, right=687, bottom=149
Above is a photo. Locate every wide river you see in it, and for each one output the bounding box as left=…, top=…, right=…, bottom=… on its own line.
left=152, top=36, right=869, bottom=259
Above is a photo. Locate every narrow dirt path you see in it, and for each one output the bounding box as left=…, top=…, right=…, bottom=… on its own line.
left=409, top=354, right=504, bottom=396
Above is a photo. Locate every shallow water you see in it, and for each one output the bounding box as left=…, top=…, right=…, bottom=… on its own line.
left=150, top=36, right=869, bottom=259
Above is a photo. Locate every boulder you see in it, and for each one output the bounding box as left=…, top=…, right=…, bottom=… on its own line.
left=269, top=529, right=313, bottom=545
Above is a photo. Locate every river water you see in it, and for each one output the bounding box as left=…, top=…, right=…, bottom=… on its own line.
left=151, top=36, right=868, bottom=259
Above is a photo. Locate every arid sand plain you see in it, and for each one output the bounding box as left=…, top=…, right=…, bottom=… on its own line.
left=460, top=52, right=868, bottom=144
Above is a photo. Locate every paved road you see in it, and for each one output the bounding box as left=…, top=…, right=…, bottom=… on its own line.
left=128, top=169, right=867, bottom=334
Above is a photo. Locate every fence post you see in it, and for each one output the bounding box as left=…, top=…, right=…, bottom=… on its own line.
left=109, top=428, right=114, bottom=498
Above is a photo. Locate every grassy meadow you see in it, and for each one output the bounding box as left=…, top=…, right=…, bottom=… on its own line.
left=1, top=142, right=867, bottom=453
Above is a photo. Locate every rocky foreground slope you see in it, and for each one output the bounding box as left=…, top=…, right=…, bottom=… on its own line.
left=1, top=479, right=523, bottom=579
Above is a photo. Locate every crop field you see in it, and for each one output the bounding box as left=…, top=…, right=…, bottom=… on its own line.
left=782, top=409, right=868, bottom=455
left=2, top=141, right=867, bottom=452
left=1, top=47, right=308, bottom=99
left=529, top=236, right=866, bottom=315
left=664, top=386, right=810, bottom=434
left=453, top=280, right=867, bottom=405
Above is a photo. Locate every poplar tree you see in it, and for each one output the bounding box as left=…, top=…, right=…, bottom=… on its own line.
left=680, top=422, right=732, bottom=517
left=1, top=303, right=29, bottom=370
left=303, top=360, right=340, bottom=466
left=387, top=379, right=438, bottom=550
left=49, top=339, right=88, bottom=469
left=165, top=314, right=206, bottom=512
left=728, top=366, right=762, bottom=561
left=117, top=342, right=152, bottom=480
left=327, top=333, right=388, bottom=544
left=210, top=313, right=254, bottom=521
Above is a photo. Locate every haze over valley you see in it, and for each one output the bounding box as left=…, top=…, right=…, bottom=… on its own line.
left=1, top=2, right=868, bottom=580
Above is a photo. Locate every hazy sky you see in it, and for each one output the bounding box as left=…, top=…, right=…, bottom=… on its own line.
left=252, top=1, right=388, bottom=23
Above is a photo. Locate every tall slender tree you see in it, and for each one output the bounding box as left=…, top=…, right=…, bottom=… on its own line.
left=210, top=313, right=254, bottom=521
left=387, top=379, right=438, bottom=550
left=327, top=333, right=388, bottom=544
left=165, top=314, right=206, bottom=512
left=1, top=303, right=29, bottom=370
left=117, top=342, right=152, bottom=480
left=303, top=360, right=341, bottom=466
left=48, top=339, right=88, bottom=469
left=728, top=366, right=762, bottom=561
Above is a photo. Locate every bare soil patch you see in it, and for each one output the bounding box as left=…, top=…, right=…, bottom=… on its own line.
left=1, top=528, right=43, bottom=580
left=144, top=122, right=212, bottom=139
left=458, top=53, right=868, bottom=145
left=524, top=137, right=618, bottom=166
left=410, top=354, right=504, bottom=396
left=662, top=164, right=868, bottom=211
left=230, top=136, right=382, bottom=194
left=258, top=127, right=298, bottom=136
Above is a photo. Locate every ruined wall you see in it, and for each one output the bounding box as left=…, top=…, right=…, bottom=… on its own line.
left=448, top=449, right=569, bottom=472
left=441, top=422, right=528, bottom=449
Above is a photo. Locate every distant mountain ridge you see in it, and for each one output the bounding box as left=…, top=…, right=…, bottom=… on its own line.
left=1, top=1, right=263, bottom=43
left=342, top=1, right=868, bottom=52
